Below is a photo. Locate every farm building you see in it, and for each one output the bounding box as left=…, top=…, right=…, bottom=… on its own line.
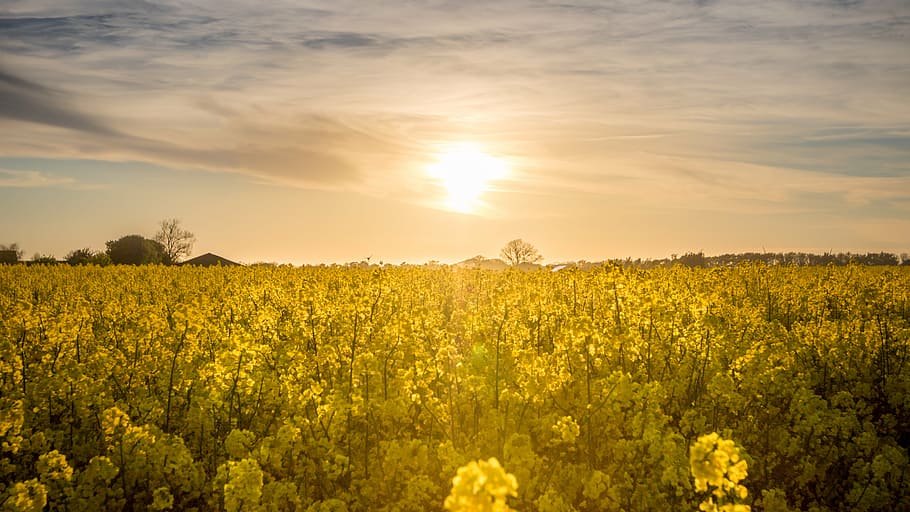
left=180, top=253, right=240, bottom=267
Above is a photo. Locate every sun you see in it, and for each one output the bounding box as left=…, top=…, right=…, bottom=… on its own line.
left=426, top=143, right=508, bottom=213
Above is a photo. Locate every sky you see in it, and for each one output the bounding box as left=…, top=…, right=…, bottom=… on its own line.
left=1, top=0, right=908, bottom=264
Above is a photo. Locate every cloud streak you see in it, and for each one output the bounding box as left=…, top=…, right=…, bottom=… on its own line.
left=0, top=64, right=375, bottom=186
left=0, top=168, right=75, bottom=188
left=0, top=68, right=121, bottom=136
left=0, top=0, right=907, bottom=210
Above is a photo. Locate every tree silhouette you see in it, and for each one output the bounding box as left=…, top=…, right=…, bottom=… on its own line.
left=106, top=235, right=169, bottom=265
left=31, top=253, right=57, bottom=264
left=66, top=248, right=111, bottom=266
left=500, top=239, right=542, bottom=267
left=154, top=219, right=196, bottom=263
left=66, top=248, right=95, bottom=265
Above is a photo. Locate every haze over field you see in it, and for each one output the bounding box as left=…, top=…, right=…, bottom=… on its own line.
left=1, top=0, right=908, bottom=264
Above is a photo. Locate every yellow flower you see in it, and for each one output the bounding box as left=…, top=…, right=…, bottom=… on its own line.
left=444, top=458, right=518, bottom=512
left=690, top=433, right=751, bottom=512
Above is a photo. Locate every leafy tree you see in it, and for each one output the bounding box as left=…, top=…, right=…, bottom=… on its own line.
left=31, top=253, right=57, bottom=264
left=500, top=239, right=542, bottom=267
left=66, top=248, right=94, bottom=265
left=66, top=248, right=111, bottom=266
left=0, top=243, right=24, bottom=264
left=154, top=219, right=195, bottom=264
left=105, top=235, right=170, bottom=265
left=676, top=251, right=706, bottom=268
left=91, top=252, right=113, bottom=266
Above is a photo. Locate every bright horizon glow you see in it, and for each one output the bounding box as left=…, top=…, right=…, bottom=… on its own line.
left=426, top=143, right=508, bottom=214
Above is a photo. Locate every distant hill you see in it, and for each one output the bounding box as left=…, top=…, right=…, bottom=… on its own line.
left=455, top=256, right=510, bottom=270
left=453, top=256, right=545, bottom=271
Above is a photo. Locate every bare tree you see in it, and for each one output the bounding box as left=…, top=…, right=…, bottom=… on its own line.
left=500, top=239, right=542, bottom=267
left=154, top=219, right=196, bottom=264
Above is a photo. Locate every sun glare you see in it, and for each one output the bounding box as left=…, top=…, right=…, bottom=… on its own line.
left=426, top=143, right=508, bottom=213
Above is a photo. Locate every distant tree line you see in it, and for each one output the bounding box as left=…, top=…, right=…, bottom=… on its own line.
left=0, top=219, right=195, bottom=266
left=2, top=234, right=908, bottom=268
left=608, top=251, right=910, bottom=269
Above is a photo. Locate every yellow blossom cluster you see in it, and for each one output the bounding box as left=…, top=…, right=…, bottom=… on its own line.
left=444, top=458, right=518, bottom=512
left=690, top=433, right=750, bottom=512
left=551, top=416, right=580, bottom=445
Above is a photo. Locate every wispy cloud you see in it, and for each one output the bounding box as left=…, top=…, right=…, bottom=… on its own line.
left=0, top=0, right=907, bottom=208
left=0, top=64, right=379, bottom=186
left=646, top=155, right=910, bottom=213
left=0, top=168, right=75, bottom=188
left=0, top=68, right=121, bottom=136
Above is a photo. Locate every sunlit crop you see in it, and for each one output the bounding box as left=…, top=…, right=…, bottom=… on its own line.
left=1, top=263, right=908, bottom=510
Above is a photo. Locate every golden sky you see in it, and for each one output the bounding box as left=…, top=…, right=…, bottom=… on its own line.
left=1, top=0, right=909, bottom=263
